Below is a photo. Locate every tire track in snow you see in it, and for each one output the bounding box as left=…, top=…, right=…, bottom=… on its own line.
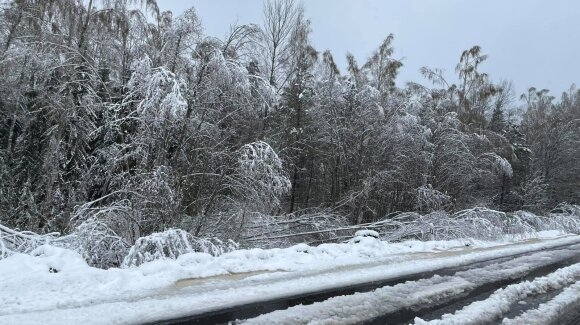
left=235, top=246, right=580, bottom=325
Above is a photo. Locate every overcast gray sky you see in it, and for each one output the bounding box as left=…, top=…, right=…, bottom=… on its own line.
left=162, top=0, right=579, bottom=97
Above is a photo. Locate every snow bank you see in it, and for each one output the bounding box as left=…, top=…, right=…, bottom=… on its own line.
left=0, top=245, right=87, bottom=277
left=1, top=233, right=579, bottom=325
left=0, top=235, right=475, bottom=317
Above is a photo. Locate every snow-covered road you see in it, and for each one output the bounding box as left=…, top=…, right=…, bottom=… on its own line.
left=240, top=244, right=580, bottom=324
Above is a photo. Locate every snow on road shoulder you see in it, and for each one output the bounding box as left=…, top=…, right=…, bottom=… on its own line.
left=0, top=236, right=470, bottom=316
left=414, top=263, right=580, bottom=325
left=0, top=231, right=578, bottom=324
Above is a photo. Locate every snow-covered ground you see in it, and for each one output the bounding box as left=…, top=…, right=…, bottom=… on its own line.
left=1, top=231, right=579, bottom=325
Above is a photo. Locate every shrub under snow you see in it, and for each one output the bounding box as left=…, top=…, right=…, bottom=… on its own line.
left=0, top=219, right=128, bottom=268
left=0, top=224, right=59, bottom=258
left=244, top=204, right=580, bottom=246
left=121, top=229, right=238, bottom=268
left=380, top=205, right=580, bottom=242
left=60, top=219, right=130, bottom=269
left=2, top=204, right=579, bottom=269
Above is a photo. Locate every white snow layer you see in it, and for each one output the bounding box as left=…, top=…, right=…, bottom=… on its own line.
left=502, top=280, right=580, bottom=324
left=0, top=232, right=578, bottom=325
left=414, top=262, right=580, bottom=325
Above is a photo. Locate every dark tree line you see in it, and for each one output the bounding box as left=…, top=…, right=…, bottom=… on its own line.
left=0, top=0, right=578, bottom=244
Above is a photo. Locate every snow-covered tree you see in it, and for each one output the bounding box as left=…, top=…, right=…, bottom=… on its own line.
left=0, top=1, right=578, bottom=256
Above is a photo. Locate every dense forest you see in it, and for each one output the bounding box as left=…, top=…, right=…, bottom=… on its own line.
left=0, top=0, right=579, bottom=261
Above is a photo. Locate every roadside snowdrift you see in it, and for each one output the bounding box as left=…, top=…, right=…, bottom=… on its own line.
left=0, top=230, right=576, bottom=317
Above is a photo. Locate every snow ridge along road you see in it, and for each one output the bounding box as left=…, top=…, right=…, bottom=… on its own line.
left=413, top=261, right=580, bottom=325
left=2, top=235, right=580, bottom=325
